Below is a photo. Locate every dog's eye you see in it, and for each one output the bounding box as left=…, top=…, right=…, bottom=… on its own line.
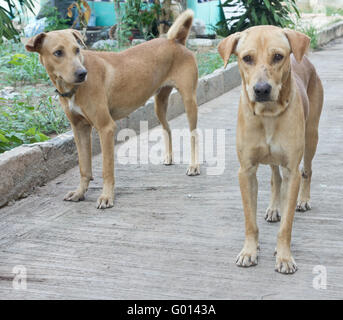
left=75, top=47, right=80, bottom=54
left=243, top=55, right=253, bottom=64
left=273, top=54, right=284, bottom=63
left=53, top=50, right=63, bottom=57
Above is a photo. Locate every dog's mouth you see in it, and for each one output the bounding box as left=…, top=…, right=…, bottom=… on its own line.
left=255, top=96, right=272, bottom=103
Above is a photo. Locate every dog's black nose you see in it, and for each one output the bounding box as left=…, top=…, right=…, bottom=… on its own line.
left=254, top=82, right=272, bottom=101
left=75, top=69, right=87, bottom=82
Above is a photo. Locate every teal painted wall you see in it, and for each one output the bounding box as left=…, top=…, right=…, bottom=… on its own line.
left=88, top=0, right=222, bottom=31
left=187, top=0, right=222, bottom=33
left=87, top=1, right=116, bottom=27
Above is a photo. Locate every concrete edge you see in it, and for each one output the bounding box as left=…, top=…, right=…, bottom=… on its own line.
left=317, top=21, right=343, bottom=47
left=0, top=62, right=240, bottom=207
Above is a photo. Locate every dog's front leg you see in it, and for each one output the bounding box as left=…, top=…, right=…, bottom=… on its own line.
left=97, top=121, right=117, bottom=209
left=275, top=167, right=301, bottom=274
left=236, top=165, right=259, bottom=267
left=64, top=120, right=93, bottom=202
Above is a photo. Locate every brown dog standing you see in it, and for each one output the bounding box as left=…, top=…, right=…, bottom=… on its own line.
left=218, top=26, right=323, bottom=273
left=25, top=10, right=200, bottom=209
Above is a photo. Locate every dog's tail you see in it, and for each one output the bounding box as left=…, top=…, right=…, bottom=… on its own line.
left=167, top=9, right=194, bottom=45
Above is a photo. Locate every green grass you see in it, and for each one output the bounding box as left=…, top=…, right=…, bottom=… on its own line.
left=0, top=40, right=50, bottom=87
left=326, top=6, right=343, bottom=17
left=196, top=51, right=236, bottom=77
left=301, top=24, right=318, bottom=49
left=0, top=93, right=69, bottom=153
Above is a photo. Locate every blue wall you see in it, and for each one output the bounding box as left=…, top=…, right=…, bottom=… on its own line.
left=88, top=0, right=222, bottom=32
left=187, top=0, right=222, bottom=33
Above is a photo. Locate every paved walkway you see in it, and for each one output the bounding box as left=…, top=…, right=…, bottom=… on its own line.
left=0, top=38, right=343, bottom=300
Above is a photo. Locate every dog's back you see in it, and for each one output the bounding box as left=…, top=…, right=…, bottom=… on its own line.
left=291, top=54, right=323, bottom=121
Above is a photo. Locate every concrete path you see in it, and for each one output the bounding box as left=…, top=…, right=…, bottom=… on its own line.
left=1, top=38, right=343, bottom=300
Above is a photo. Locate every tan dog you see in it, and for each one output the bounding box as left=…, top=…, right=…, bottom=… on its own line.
left=26, top=10, right=200, bottom=209
left=218, top=26, right=323, bottom=274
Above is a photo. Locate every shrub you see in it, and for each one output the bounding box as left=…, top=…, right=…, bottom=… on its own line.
left=0, top=95, right=69, bottom=153
left=0, top=40, right=49, bottom=86
left=298, top=24, right=318, bottom=49
left=43, top=7, right=71, bottom=32
left=216, top=0, right=300, bottom=36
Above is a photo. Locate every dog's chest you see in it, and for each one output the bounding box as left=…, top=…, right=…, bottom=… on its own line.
left=262, top=119, right=275, bottom=145
left=258, top=118, right=284, bottom=165
left=69, top=97, right=85, bottom=117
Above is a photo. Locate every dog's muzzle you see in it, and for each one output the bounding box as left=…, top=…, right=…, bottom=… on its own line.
left=75, top=69, right=88, bottom=83
left=254, top=82, right=272, bottom=102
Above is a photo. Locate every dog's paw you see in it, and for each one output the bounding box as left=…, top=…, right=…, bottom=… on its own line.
left=296, top=201, right=311, bottom=212
left=236, top=248, right=258, bottom=267
left=163, top=154, right=173, bottom=166
left=265, top=208, right=281, bottom=222
left=64, top=190, right=85, bottom=202
left=186, top=164, right=200, bottom=176
left=96, top=194, right=114, bottom=209
left=275, top=254, right=297, bottom=274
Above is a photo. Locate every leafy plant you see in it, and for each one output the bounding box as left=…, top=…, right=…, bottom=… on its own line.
left=0, top=95, right=69, bottom=153
left=44, top=7, right=70, bottom=32
left=197, top=51, right=236, bottom=77
left=326, top=6, right=343, bottom=17
left=0, top=40, right=49, bottom=86
left=67, top=0, right=91, bottom=30
left=0, top=0, right=35, bottom=42
left=120, top=0, right=160, bottom=42
left=216, top=0, right=300, bottom=36
left=298, top=24, right=318, bottom=49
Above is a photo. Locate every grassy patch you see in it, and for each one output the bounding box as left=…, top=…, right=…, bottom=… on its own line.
left=0, top=40, right=50, bottom=87
left=0, top=93, right=69, bottom=153
left=301, top=24, right=318, bottom=49
left=196, top=51, right=236, bottom=77
left=326, top=6, right=343, bottom=17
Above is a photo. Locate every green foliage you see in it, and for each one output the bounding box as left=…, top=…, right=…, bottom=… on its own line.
left=216, top=0, right=300, bottom=36
left=0, top=0, right=35, bottom=42
left=0, top=95, right=69, bottom=153
left=120, top=0, right=160, bottom=43
left=298, top=24, right=318, bottom=49
left=196, top=51, right=236, bottom=77
left=43, top=7, right=70, bottom=32
left=0, top=40, right=49, bottom=86
left=326, top=6, right=343, bottom=17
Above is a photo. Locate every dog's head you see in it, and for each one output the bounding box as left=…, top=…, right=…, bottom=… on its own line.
left=218, top=26, right=310, bottom=115
left=25, top=30, right=88, bottom=85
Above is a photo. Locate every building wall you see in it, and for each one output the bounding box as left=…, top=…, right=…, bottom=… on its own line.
left=187, top=0, right=222, bottom=33
left=88, top=0, right=222, bottom=32
left=87, top=1, right=116, bottom=27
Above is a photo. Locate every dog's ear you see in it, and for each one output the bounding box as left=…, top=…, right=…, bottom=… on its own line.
left=283, top=29, right=310, bottom=63
left=25, top=32, right=46, bottom=53
left=218, top=33, right=241, bottom=68
left=71, top=29, right=87, bottom=48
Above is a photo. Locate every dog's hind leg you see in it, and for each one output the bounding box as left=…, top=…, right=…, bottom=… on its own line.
left=297, top=76, right=324, bottom=212
left=154, top=86, right=173, bottom=165
left=97, top=120, right=117, bottom=209
left=64, top=118, right=93, bottom=202
left=265, top=165, right=282, bottom=222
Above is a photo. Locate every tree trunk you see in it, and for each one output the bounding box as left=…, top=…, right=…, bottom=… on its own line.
left=113, top=0, right=122, bottom=45
left=158, top=0, right=172, bottom=35
left=180, top=0, right=188, bottom=10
